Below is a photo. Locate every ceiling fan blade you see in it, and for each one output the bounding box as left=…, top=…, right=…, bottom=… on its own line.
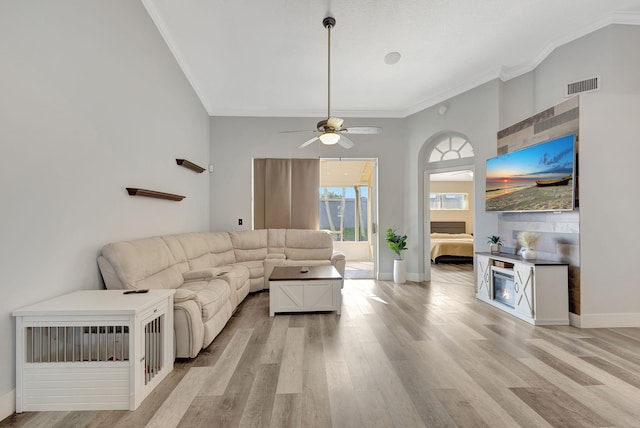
left=342, top=126, right=383, bottom=134
left=337, top=135, right=354, bottom=149
left=280, top=130, right=316, bottom=134
left=327, top=117, right=344, bottom=129
left=298, top=136, right=319, bottom=148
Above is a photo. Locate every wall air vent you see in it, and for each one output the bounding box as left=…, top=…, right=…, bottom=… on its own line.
left=566, top=76, right=599, bottom=97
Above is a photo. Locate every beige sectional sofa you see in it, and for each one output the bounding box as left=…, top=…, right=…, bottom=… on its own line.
left=98, top=229, right=345, bottom=358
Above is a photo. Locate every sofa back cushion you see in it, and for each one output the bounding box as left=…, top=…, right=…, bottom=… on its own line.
left=176, top=232, right=235, bottom=270
left=161, top=234, right=191, bottom=273
left=268, top=229, right=286, bottom=254
left=230, top=230, right=268, bottom=262
left=101, top=237, right=183, bottom=289
left=284, top=229, right=333, bottom=260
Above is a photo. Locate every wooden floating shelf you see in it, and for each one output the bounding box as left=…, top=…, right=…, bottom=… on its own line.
left=176, top=159, right=205, bottom=173
left=126, top=188, right=185, bottom=201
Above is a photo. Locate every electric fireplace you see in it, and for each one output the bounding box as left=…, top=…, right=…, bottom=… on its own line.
left=492, top=268, right=515, bottom=308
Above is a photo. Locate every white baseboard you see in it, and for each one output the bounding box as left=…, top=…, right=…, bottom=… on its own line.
left=571, top=312, right=640, bottom=328
left=407, top=272, right=425, bottom=283
left=376, top=272, right=424, bottom=282
left=377, top=272, right=392, bottom=281
left=0, top=389, right=15, bottom=421
left=569, top=312, right=582, bottom=327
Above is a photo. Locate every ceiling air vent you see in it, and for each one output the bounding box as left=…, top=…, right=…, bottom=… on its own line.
left=566, top=76, right=599, bottom=96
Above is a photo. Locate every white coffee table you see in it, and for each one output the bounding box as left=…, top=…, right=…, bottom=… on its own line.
left=269, top=265, right=342, bottom=316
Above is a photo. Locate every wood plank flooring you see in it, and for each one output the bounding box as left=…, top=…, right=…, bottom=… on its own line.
left=3, top=264, right=640, bottom=427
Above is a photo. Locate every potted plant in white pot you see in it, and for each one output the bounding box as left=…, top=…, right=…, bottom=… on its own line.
left=487, top=235, right=503, bottom=254
left=386, top=228, right=407, bottom=283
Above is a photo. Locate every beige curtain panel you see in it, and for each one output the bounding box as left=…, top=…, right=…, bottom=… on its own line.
left=254, top=158, right=319, bottom=230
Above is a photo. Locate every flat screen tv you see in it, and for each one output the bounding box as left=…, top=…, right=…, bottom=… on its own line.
left=485, top=134, right=576, bottom=212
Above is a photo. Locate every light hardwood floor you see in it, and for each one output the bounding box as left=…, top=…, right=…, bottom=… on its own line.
left=344, top=261, right=374, bottom=279
left=4, top=264, right=640, bottom=427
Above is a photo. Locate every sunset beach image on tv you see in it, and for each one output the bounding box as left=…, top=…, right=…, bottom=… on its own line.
left=485, top=134, right=576, bottom=212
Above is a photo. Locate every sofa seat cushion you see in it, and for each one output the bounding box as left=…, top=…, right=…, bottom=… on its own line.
left=234, top=260, right=264, bottom=282
left=179, top=279, right=231, bottom=321
left=218, top=265, right=250, bottom=292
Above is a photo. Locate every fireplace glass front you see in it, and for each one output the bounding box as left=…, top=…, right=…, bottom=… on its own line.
left=493, top=269, right=515, bottom=308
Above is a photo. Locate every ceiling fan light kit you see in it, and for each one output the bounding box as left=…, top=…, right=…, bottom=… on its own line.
left=319, top=132, right=340, bottom=145
left=282, top=16, right=383, bottom=149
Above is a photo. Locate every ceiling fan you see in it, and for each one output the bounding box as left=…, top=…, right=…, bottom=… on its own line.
left=282, top=16, right=383, bottom=149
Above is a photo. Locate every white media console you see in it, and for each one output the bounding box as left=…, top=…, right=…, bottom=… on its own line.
left=476, top=252, right=569, bottom=325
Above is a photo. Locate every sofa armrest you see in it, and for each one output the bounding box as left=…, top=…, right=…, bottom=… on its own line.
left=97, top=256, right=125, bottom=289
left=173, top=298, right=204, bottom=359
left=331, top=252, right=346, bottom=286
left=183, top=268, right=225, bottom=282
left=331, top=251, right=345, bottom=264
left=265, top=253, right=286, bottom=260
left=173, top=288, right=201, bottom=307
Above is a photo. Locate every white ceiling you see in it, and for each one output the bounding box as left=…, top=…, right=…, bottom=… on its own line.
left=320, top=160, right=374, bottom=187
left=143, top=0, right=640, bottom=118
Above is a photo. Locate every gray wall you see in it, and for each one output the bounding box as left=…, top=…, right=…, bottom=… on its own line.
left=534, top=25, right=640, bottom=114
left=498, top=24, right=640, bottom=326
left=580, top=92, right=640, bottom=325
left=209, top=116, right=406, bottom=276
left=0, top=0, right=210, bottom=409
left=406, top=80, right=500, bottom=281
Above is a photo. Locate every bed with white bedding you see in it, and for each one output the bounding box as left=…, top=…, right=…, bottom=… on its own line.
left=430, top=221, right=474, bottom=264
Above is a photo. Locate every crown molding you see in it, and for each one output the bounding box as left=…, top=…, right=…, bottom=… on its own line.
left=141, top=0, right=213, bottom=115
left=206, top=108, right=407, bottom=119
left=143, top=4, right=640, bottom=119
left=499, top=11, right=640, bottom=81
left=402, top=67, right=502, bottom=118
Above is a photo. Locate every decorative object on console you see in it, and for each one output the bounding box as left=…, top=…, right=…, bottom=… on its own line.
left=126, top=188, right=185, bottom=201
left=519, top=231, right=540, bottom=260
left=487, top=235, right=503, bottom=253
left=386, top=228, right=408, bottom=283
left=176, top=159, right=205, bottom=173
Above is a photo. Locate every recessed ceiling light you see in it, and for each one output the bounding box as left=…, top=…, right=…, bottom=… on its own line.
left=384, top=52, right=401, bottom=65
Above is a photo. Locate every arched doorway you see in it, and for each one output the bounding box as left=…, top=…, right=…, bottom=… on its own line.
left=420, top=132, right=475, bottom=281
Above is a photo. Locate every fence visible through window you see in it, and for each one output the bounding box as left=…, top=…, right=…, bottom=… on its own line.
left=320, top=186, right=368, bottom=242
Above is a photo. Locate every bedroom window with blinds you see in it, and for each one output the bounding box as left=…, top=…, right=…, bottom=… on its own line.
left=430, top=193, right=469, bottom=210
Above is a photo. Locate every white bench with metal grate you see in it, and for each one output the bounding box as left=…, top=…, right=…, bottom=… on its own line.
left=13, top=289, right=174, bottom=412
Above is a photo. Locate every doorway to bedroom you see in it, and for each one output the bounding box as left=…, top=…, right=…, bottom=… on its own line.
left=429, top=170, right=475, bottom=264
left=422, top=132, right=475, bottom=282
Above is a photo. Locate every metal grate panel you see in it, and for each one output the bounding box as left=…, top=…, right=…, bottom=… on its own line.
left=26, top=326, right=129, bottom=363
left=567, top=76, right=599, bottom=96
left=144, top=314, right=164, bottom=385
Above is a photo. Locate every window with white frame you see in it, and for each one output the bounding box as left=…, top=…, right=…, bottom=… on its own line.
left=429, top=135, right=474, bottom=162
left=429, top=192, right=469, bottom=210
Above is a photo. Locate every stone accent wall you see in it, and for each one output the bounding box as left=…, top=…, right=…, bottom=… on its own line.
left=496, top=97, right=581, bottom=314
